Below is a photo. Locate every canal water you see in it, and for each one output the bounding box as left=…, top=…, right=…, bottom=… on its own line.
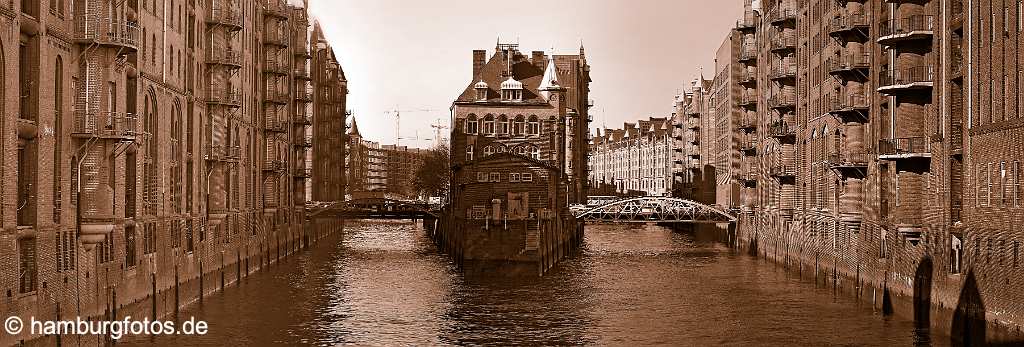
left=123, top=220, right=946, bottom=346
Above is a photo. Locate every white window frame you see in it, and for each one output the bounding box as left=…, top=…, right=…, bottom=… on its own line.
left=521, top=173, right=533, bottom=182
left=466, top=116, right=478, bottom=134
left=466, top=145, right=474, bottom=161
left=477, top=172, right=487, bottom=182
left=489, top=172, right=500, bottom=182
left=510, top=173, right=520, bottom=182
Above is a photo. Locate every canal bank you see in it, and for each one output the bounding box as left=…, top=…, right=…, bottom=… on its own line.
left=717, top=214, right=1024, bottom=346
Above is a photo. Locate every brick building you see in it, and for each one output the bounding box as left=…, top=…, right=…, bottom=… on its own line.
left=669, top=0, right=1024, bottom=340
left=0, top=1, right=346, bottom=344
left=450, top=42, right=591, bottom=232
left=345, top=118, right=430, bottom=200
left=310, top=22, right=347, bottom=203
left=588, top=117, right=673, bottom=196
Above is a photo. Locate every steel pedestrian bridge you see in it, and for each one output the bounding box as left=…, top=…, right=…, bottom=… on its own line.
left=571, top=196, right=737, bottom=224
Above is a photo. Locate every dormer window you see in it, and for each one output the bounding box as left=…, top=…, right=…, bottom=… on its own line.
left=500, top=77, right=523, bottom=101
left=474, top=80, right=488, bottom=101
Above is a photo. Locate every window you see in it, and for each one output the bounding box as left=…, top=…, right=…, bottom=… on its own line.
left=125, top=225, right=136, bottom=267
left=477, top=172, right=487, bottom=182
left=522, top=173, right=533, bottom=182
left=1015, top=240, right=1020, bottom=267
left=466, top=115, right=478, bottom=134
left=483, top=145, right=494, bottom=156
left=530, top=146, right=540, bottom=160
left=489, top=172, right=500, bottom=182
left=510, top=173, right=521, bottom=182
left=498, top=115, right=509, bottom=134
left=483, top=115, right=495, bottom=135
left=466, top=145, right=474, bottom=161
left=56, top=230, right=75, bottom=272
left=977, top=163, right=983, bottom=207
left=514, top=115, right=525, bottom=135
left=988, top=162, right=994, bottom=206
left=528, top=115, right=540, bottom=135
left=99, top=236, right=114, bottom=263
left=1016, top=161, right=1021, bottom=207
left=1002, top=161, right=1008, bottom=206
left=19, top=237, right=37, bottom=293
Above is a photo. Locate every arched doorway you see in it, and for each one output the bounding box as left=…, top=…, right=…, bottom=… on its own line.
left=913, top=256, right=934, bottom=328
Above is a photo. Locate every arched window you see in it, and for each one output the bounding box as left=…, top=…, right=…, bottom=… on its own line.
left=528, top=115, right=539, bottom=136
left=482, top=114, right=495, bottom=135
left=465, top=114, right=478, bottom=134
left=496, top=144, right=507, bottom=153
left=513, top=115, right=525, bottom=135
left=530, top=145, right=541, bottom=160
left=498, top=114, right=509, bottom=135
left=484, top=145, right=494, bottom=156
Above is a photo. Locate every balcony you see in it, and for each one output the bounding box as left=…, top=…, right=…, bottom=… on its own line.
left=739, top=94, right=758, bottom=109
left=769, top=34, right=797, bottom=53
left=767, top=120, right=796, bottom=139
left=878, top=137, right=931, bottom=160
left=205, top=145, right=241, bottom=163
left=736, top=117, right=757, bottom=131
left=264, top=59, right=289, bottom=75
left=687, top=145, right=701, bottom=158
left=74, top=15, right=141, bottom=51
left=263, top=159, right=286, bottom=172
left=265, top=90, right=289, bottom=104
left=207, top=49, right=242, bottom=68
left=825, top=52, right=870, bottom=77
left=827, top=14, right=869, bottom=39
left=207, top=89, right=242, bottom=107
left=293, top=168, right=312, bottom=178
left=767, top=94, right=796, bottom=111
left=878, top=15, right=934, bottom=46
left=294, top=113, right=312, bottom=125
left=294, top=68, right=312, bottom=80
left=295, top=87, right=313, bottom=102
left=878, top=66, right=934, bottom=93
left=736, top=18, right=756, bottom=31
left=828, top=152, right=870, bottom=177
left=738, top=47, right=758, bottom=63
left=739, top=140, right=757, bottom=154
left=206, top=7, right=243, bottom=31
left=769, top=164, right=797, bottom=178
left=738, top=70, right=757, bottom=86
left=769, top=7, right=797, bottom=25
left=687, top=118, right=700, bottom=129
left=768, top=63, right=796, bottom=81
left=295, top=136, right=313, bottom=147
left=72, top=112, right=137, bottom=140
left=264, top=31, right=290, bottom=47
left=827, top=94, right=869, bottom=122
left=264, top=1, right=289, bottom=19
left=264, top=117, right=287, bottom=133
left=737, top=171, right=758, bottom=183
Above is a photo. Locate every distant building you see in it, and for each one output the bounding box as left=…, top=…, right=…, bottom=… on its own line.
left=589, top=117, right=673, bottom=196
left=345, top=119, right=430, bottom=200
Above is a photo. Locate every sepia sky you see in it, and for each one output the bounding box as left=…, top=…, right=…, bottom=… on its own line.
left=308, top=0, right=742, bottom=149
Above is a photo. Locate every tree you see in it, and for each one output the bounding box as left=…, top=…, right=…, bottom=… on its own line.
left=412, top=144, right=451, bottom=202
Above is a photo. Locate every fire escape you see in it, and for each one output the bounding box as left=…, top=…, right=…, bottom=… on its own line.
left=71, top=0, right=140, bottom=247
left=825, top=0, right=871, bottom=232
left=262, top=0, right=291, bottom=215
left=292, top=8, right=313, bottom=206
left=204, top=0, right=243, bottom=228
left=765, top=1, right=798, bottom=220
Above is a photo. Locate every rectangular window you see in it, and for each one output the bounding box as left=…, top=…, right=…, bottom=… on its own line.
left=1016, top=161, right=1021, bottom=207
left=1015, top=240, right=1020, bottom=267
left=1002, top=161, right=1008, bottom=206
left=466, top=145, right=474, bottom=161
left=509, top=173, right=520, bottom=182
left=477, top=172, right=487, bottom=182
left=19, top=237, right=37, bottom=293
left=977, top=164, right=983, bottom=207
left=489, top=172, right=500, bottom=182
left=988, top=162, right=994, bottom=206
left=522, top=173, right=533, bottom=182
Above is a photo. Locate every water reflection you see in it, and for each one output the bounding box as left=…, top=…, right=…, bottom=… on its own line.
left=123, top=220, right=948, bottom=346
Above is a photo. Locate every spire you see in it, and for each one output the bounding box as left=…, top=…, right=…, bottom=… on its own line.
left=539, top=52, right=560, bottom=91
left=579, top=39, right=585, bottom=58
left=347, top=117, right=360, bottom=136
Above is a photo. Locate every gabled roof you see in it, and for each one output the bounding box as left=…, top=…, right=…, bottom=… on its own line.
left=455, top=45, right=584, bottom=105
left=347, top=117, right=360, bottom=136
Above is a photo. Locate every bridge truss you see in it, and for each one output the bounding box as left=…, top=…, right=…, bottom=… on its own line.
left=573, top=197, right=737, bottom=224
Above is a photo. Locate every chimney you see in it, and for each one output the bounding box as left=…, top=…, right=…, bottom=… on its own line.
left=531, top=51, right=545, bottom=70
left=472, top=50, right=486, bottom=79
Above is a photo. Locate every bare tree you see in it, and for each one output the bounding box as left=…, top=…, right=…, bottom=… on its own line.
left=412, top=144, right=450, bottom=202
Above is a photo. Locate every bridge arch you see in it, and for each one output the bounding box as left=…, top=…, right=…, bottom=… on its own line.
left=573, top=197, right=737, bottom=224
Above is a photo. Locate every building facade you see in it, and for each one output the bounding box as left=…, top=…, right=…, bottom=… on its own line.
left=588, top=117, right=673, bottom=196
left=0, top=1, right=346, bottom=344
left=669, top=0, right=1024, bottom=340
left=345, top=119, right=430, bottom=200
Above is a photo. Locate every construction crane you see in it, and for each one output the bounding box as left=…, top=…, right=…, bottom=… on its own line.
left=430, top=118, right=449, bottom=147
left=384, top=106, right=442, bottom=146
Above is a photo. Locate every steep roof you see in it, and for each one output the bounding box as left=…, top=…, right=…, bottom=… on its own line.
left=347, top=117, right=360, bottom=136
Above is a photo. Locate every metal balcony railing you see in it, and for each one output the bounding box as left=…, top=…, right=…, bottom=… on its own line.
left=825, top=52, right=871, bottom=74
left=296, top=87, right=314, bottom=101
left=207, top=89, right=242, bottom=107
left=264, top=31, right=290, bottom=46
left=73, top=112, right=137, bottom=139
left=294, top=113, right=312, bottom=125
left=295, top=136, right=313, bottom=147
left=739, top=47, right=758, bottom=62
left=770, top=34, right=797, bottom=52
left=264, top=59, right=289, bottom=75
left=768, top=94, right=796, bottom=110
left=739, top=140, right=758, bottom=152
left=264, top=1, right=289, bottom=19
left=263, top=159, right=286, bottom=172
left=294, top=68, right=311, bottom=80
left=74, top=14, right=141, bottom=50
left=264, top=117, right=287, bottom=132
left=827, top=152, right=871, bottom=167
left=878, top=137, right=931, bottom=157
left=294, top=168, right=312, bottom=178
left=687, top=118, right=700, bottom=129
left=878, top=66, right=934, bottom=90
left=739, top=70, right=757, bottom=85
left=828, top=14, right=869, bottom=36
left=205, top=145, right=241, bottom=162
left=207, top=49, right=242, bottom=67
left=265, top=90, right=290, bottom=104
left=736, top=18, right=756, bottom=31
left=739, top=94, right=758, bottom=108
left=827, top=94, right=869, bottom=113
left=769, top=6, right=797, bottom=24
left=769, top=64, right=796, bottom=80
left=206, top=7, right=242, bottom=29
left=769, top=164, right=797, bottom=177
left=767, top=120, right=796, bottom=138
left=736, top=117, right=757, bottom=130
left=878, top=15, right=934, bottom=42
